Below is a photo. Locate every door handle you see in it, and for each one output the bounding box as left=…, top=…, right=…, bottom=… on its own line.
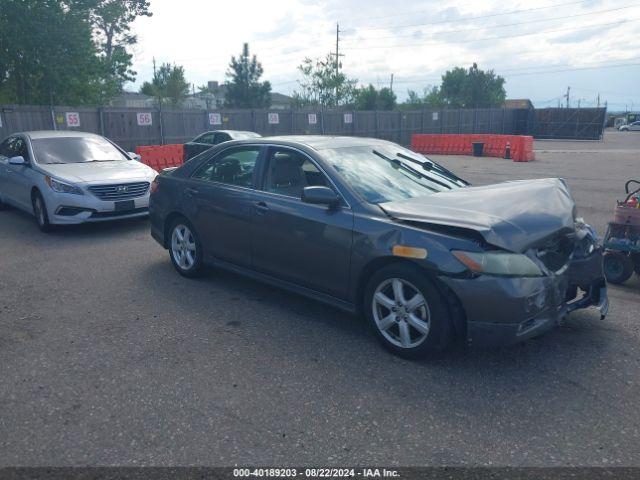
left=255, top=201, right=269, bottom=214
left=185, top=187, right=199, bottom=196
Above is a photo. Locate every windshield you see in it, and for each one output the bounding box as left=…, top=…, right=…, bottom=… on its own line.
left=32, top=136, right=127, bottom=164
left=320, top=144, right=467, bottom=204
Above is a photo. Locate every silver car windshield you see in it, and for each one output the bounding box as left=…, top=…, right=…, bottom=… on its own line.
left=320, top=145, right=465, bottom=204
left=32, top=137, right=128, bottom=164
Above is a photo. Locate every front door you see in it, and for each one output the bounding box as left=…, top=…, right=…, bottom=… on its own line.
left=251, top=147, right=353, bottom=300
left=186, top=145, right=262, bottom=267
left=0, top=136, right=33, bottom=210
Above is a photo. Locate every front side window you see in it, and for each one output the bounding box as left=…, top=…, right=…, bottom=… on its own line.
left=197, top=133, right=216, bottom=144
left=13, top=138, right=30, bottom=162
left=31, top=136, right=127, bottom=164
left=192, top=146, right=260, bottom=188
left=264, top=148, right=330, bottom=199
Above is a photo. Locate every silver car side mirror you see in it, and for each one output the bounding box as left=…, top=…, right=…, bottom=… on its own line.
left=9, top=155, right=26, bottom=166
left=127, top=152, right=142, bottom=162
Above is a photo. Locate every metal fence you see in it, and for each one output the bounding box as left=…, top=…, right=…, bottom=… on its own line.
left=0, top=104, right=604, bottom=150
left=533, top=108, right=607, bottom=140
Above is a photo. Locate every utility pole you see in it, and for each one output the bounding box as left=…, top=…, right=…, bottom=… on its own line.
left=597, top=93, right=600, bottom=108
left=331, top=22, right=344, bottom=108
left=390, top=73, right=394, bottom=92
left=565, top=86, right=570, bottom=108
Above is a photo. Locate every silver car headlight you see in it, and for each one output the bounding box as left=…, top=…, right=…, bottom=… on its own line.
left=45, top=176, right=83, bottom=195
left=452, top=250, right=544, bottom=277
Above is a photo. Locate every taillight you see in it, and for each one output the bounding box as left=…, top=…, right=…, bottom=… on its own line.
left=150, top=176, right=159, bottom=194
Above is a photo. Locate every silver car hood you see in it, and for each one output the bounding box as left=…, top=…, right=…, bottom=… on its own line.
left=37, top=160, right=155, bottom=184
left=380, top=178, right=576, bottom=253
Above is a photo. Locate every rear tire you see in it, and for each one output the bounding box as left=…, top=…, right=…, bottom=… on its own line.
left=363, top=263, right=452, bottom=359
left=604, top=252, right=634, bottom=284
left=168, top=217, right=203, bottom=278
left=32, top=191, right=52, bottom=232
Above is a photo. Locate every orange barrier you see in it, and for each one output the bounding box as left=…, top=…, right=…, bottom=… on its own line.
left=135, top=144, right=185, bottom=172
left=411, top=134, right=535, bottom=162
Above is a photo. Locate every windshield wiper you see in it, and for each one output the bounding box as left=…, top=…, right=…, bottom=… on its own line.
left=373, top=150, right=444, bottom=192
left=396, top=152, right=469, bottom=186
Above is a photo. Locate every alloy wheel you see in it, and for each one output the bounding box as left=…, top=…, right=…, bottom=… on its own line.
left=171, top=224, right=197, bottom=271
left=372, top=278, right=431, bottom=348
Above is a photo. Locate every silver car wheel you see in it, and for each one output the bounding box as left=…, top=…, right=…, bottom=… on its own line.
left=171, top=224, right=197, bottom=271
left=372, top=278, right=431, bottom=349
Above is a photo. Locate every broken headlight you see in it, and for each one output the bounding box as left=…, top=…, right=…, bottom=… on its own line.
left=452, top=250, right=544, bottom=277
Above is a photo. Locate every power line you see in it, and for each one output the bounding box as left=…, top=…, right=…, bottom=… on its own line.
left=343, top=3, right=639, bottom=33
left=342, top=4, right=640, bottom=43
left=341, top=0, right=591, bottom=25
left=344, top=17, right=638, bottom=49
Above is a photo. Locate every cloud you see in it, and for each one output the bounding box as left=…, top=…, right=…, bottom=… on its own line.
left=127, top=0, right=640, bottom=105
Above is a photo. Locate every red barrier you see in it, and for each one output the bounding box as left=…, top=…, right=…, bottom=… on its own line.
left=410, top=134, right=535, bottom=162
left=135, top=144, right=185, bottom=172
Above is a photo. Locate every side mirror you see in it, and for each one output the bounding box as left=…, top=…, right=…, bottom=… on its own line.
left=302, top=186, right=340, bottom=207
left=128, top=152, right=142, bottom=162
left=9, top=156, right=26, bottom=166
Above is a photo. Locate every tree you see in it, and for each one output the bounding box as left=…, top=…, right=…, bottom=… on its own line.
left=292, top=54, right=357, bottom=108
left=439, top=63, right=506, bottom=108
left=0, top=0, right=103, bottom=105
left=352, top=84, right=396, bottom=110
left=0, top=0, right=151, bottom=105
left=400, top=86, right=444, bottom=110
left=140, top=63, right=190, bottom=107
left=224, top=43, right=271, bottom=109
left=84, top=0, right=152, bottom=101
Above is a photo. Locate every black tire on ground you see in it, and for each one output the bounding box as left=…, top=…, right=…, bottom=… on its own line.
left=363, top=263, right=453, bottom=359
left=168, top=216, right=204, bottom=278
left=31, top=190, right=52, bottom=232
left=604, top=251, right=634, bottom=284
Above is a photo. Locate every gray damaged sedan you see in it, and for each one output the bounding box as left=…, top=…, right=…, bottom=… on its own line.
left=149, top=136, right=608, bottom=358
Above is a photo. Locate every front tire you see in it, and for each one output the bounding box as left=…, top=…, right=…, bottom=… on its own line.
left=604, top=251, right=634, bottom=284
left=32, top=191, right=52, bottom=232
left=169, top=218, right=203, bottom=278
left=363, top=263, right=452, bottom=359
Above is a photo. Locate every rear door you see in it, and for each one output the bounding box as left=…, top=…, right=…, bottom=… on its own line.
left=250, top=146, right=354, bottom=299
left=186, top=145, right=263, bottom=267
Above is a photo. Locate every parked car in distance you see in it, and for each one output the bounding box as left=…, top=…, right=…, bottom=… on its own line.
left=184, top=130, right=261, bottom=160
left=0, top=131, right=157, bottom=231
left=619, top=121, right=640, bottom=131
left=149, top=136, right=608, bottom=358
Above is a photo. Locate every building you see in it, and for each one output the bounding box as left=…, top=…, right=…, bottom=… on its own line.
left=503, top=99, right=534, bottom=110
left=109, top=91, right=155, bottom=108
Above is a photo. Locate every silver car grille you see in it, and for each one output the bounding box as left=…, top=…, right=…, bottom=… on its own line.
left=88, top=182, right=150, bottom=201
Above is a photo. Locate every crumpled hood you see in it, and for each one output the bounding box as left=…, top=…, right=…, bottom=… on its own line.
left=380, top=178, right=576, bottom=253
left=37, top=160, right=155, bottom=184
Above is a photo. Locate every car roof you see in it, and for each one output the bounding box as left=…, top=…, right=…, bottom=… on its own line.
left=200, top=130, right=260, bottom=136
left=21, top=130, right=105, bottom=140
left=248, top=135, right=395, bottom=150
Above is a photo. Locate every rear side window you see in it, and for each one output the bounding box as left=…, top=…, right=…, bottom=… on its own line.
left=192, top=146, right=260, bottom=188
left=0, top=138, right=15, bottom=157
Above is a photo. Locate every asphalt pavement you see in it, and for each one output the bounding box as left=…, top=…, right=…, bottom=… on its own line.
left=0, top=130, right=639, bottom=466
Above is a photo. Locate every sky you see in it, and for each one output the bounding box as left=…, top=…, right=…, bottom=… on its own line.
left=128, top=0, right=640, bottom=110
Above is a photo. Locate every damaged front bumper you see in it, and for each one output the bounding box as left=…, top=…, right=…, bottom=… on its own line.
left=439, top=245, right=609, bottom=347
